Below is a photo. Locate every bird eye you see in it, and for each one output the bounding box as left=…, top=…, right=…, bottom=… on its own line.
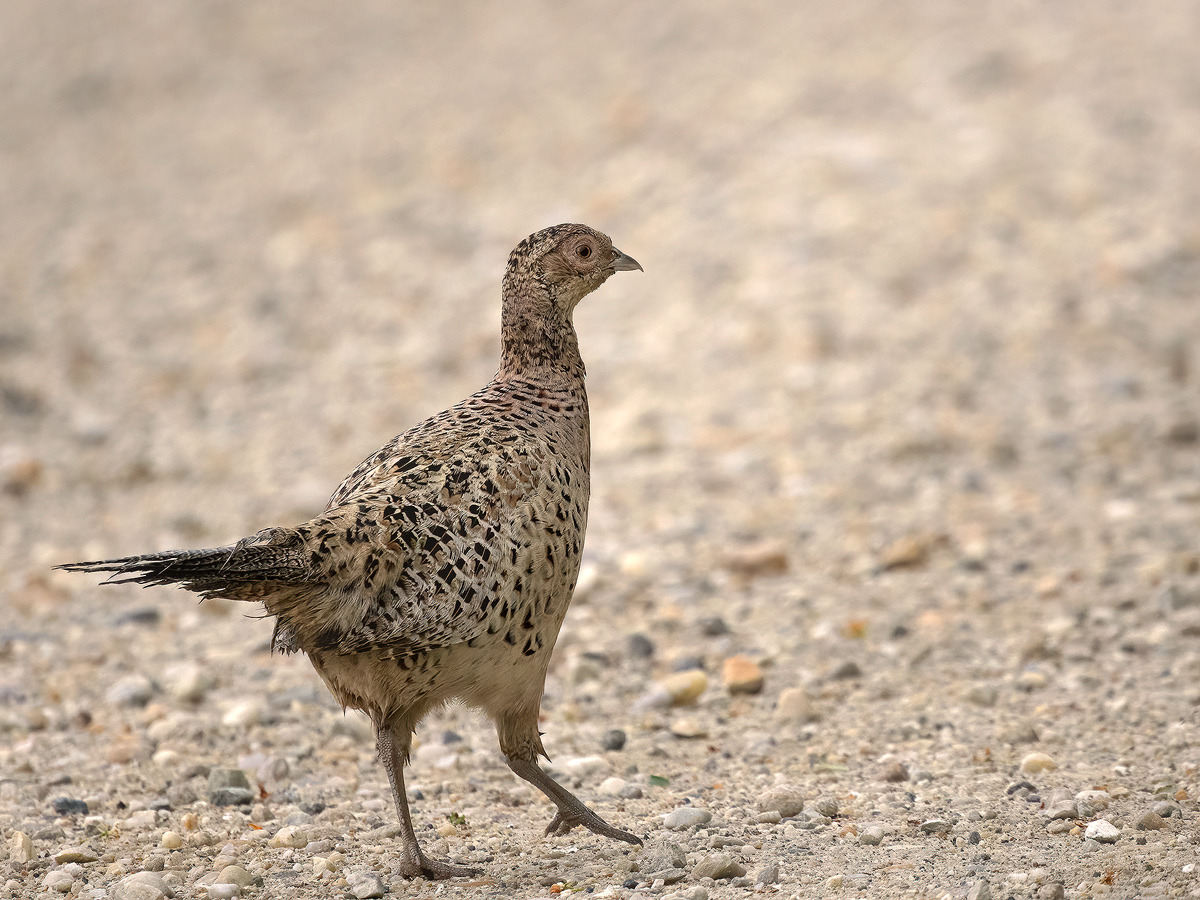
left=577, top=244, right=592, bottom=259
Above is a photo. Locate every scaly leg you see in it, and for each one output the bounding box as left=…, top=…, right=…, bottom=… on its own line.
left=377, top=726, right=479, bottom=879
left=506, top=755, right=642, bottom=845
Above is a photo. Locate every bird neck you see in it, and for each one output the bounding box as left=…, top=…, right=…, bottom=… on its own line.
left=498, top=288, right=586, bottom=385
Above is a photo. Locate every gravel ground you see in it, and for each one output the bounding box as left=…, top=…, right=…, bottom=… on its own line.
left=3, top=2, right=1200, bottom=898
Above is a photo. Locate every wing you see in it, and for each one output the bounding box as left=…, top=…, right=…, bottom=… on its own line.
left=266, top=417, right=553, bottom=659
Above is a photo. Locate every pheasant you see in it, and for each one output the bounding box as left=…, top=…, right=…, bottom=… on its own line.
left=59, top=223, right=643, bottom=879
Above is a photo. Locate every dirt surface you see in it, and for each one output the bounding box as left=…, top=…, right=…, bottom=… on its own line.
left=3, top=2, right=1200, bottom=898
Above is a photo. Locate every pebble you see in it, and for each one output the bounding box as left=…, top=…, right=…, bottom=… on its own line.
left=775, top=686, right=821, bottom=722
left=106, top=674, right=156, bottom=707
left=347, top=871, right=385, bottom=899
left=51, top=797, right=89, bottom=816
left=662, top=807, right=712, bottom=830
left=691, top=852, right=746, bottom=880
left=160, top=831, right=184, bottom=849
left=722, top=655, right=764, bottom=694
left=1020, top=752, right=1058, bottom=774
left=55, top=845, right=98, bottom=863
left=1135, top=809, right=1167, bottom=830
left=759, top=784, right=805, bottom=817
left=217, top=865, right=255, bottom=888
left=722, top=540, right=788, bottom=577
left=660, top=669, right=708, bottom=705
left=966, top=880, right=992, bottom=900
left=754, top=861, right=781, bottom=884
left=163, top=661, right=211, bottom=703
left=670, top=716, right=708, bottom=738
left=43, top=869, right=75, bottom=892
left=919, top=819, right=952, bottom=834
left=601, top=728, right=626, bottom=751
left=627, top=633, right=655, bottom=659
left=222, top=699, right=266, bottom=728
left=207, top=769, right=254, bottom=806
left=1083, top=819, right=1120, bottom=843
left=965, top=684, right=999, bottom=707
left=859, top=825, right=885, bottom=845
left=206, top=886, right=241, bottom=900
left=269, top=826, right=309, bottom=848
left=828, top=660, right=862, bottom=680
left=663, top=888, right=708, bottom=900
left=698, top=615, right=730, bottom=636
left=1152, top=800, right=1178, bottom=818
left=880, top=761, right=909, bottom=782
left=8, top=831, right=33, bottom=864
left=1037, top=884, right=1065, bottom=900
left=811, top=797, right=838, bottom=817
left=1043, top=800, right=1076, bottom=820
left=111, top=872, right=176, bottom=900
left=599, top=776, right=630, bottom=796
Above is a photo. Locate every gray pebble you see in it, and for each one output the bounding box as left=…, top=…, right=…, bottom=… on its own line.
left=206, top=886, right=241, bottom=900
left=1152, top=801, right=1179, bottom=818
left=697, top=616, right=729, bottom=636
left=859, top=825, right=885, bottom=845
left=662, top=807, right=712, bottom=830
left=754, top=861, right=781, bottom=884
left=209, top=788, right=254, bottom=806
left=627, top=633, right=655, bottom=659
left=111, top=872, right=175, bottom=900
left=810, top=797, right=838, bottom=817
left=828, top=660, right=862, bottom=680
left=663, top=888, right=707, bottom=900
left=758, top=784, right=804, bottom=818
left=966, top=880, right=992, bottom=900
left=50, top=797, right=88, bottom=816
left=691, top=852, right=746, bottom=880
left=1136, top=810, right=1167, bottom=830
left=347, top=871, right=385, bottom=899
left=106, top=674, right=156, bottom=707
left=601, top=729, right=626, bottom=751
left=1043, top=801, right=1076, bottom=820
left=1037, top=884, right=1065, bottom=900
left=1083, top=819, right=1120, bottom=843
left=207, top=769, right=253, bottom=806
left=919, top=819, right=952, bottom=834
left=42, top=869, right=74, bottom=893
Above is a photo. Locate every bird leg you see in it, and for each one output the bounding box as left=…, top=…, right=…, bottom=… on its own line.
left=505, top=755, right=642, bottom=845
left=377, top=726, right=479, bottom=879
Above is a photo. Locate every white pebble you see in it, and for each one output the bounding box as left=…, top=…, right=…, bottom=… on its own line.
left=160, top=832, right=183, bottom=850
left=662, top=807, right=712, bottom=829
left=1083, top=820, right=1120, bottom=843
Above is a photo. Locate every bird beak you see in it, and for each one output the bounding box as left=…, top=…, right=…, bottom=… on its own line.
left=610, top=249, right=643, bottom=272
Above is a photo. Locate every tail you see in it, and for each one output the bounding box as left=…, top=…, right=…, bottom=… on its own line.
left=56, top=527, right=314, bottom=602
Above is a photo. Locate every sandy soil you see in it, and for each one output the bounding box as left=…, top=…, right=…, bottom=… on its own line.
left=2, top=2, right=1199, bottom=898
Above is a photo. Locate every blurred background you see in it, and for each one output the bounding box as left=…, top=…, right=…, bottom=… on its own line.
left=2, top=1, right=1200, bottom=892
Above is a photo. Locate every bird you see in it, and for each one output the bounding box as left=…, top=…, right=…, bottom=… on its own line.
left=59, top=223, right=643, bottom=879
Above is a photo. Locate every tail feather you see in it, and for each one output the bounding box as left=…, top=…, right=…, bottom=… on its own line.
left=56, top=527, right=314, bottom=602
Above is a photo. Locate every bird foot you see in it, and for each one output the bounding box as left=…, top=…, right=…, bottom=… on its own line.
left=545, top=806, right=642, bottom=845
left=397, top=853, right=480, bottom=880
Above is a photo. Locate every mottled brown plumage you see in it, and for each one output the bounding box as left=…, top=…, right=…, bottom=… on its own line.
left=59, top=223, right=643, bottom=879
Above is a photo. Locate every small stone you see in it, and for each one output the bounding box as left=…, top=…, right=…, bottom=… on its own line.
left=754, top=811, right=781, bottom=824
left=828, top=660, right=862, bottom=680
left=51, top=797, right=89, bottom=816
left=754, top=861, right=781, bottom=884
left=997, top=721, right=1039, bottom=744
left=662, top=807, right=712, bottom=830
left=106, top=674, right=155, bottom=707
left=879, top=534, right=930, bottom=570
left=1153, top=801, right=1178, bottom=818
left=0, top=446, right=42, bottom=493
left=347, top=871, right=385, bottom=899
left=1083, top=819, right=1120, bottom=843
left=217, top=866, right=255, bottom=888
left=160, top=832, right=184, bottom=850
left=859, top=825, right=885, bottom=845
left=206, top=886, right=241, bottom=900
left=697, top=616, right=730, bottom=636
left=775, top=686, right=821, bottom=722
left=1136, top=810, right=1167, bottom=830
left=723, top=541, right=788, bottom=577
left=207, top=769, right=254, bottom=806
left=691, top=852, right=746, bottom=880
left=111, top=871, right=175, bottom=900
left=269, top=826, right=308, bottom=849
left=1016, top=670, right=1048, bottom=691
left=722, top=655, right=765, bottom=694
left=627, top=633, right=655, bottom=659
left=8, top=831, right=33, bottom=864
left=1037, top=884, right=1065, bottom=900
left=163, top=662, right=212, bottom=703
left=221, top=699, right=265, bottom=728
left=880, top=761, right=909, bottom=782
left=811, top=797, right=838, bottom=817
left=966, top=880, right=992, bottom=900
left=598, top=776, right=631, bottom=797
left=660, top=670, right=707, bottom=705
left=54, top=845, right=98, bottom=863
left=43, top=869, right=74, bottom=892
left=1020, top=752, right=1058, bottom=774
left=919, top=819, right=952, bottom=834
left=759, top=785, right=805, bottom=818
left=1043, top=800, right=1076, bottom=820
left=669, top=716, right=708, bottom=738
left=601, top=728, right=626, bottom=751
